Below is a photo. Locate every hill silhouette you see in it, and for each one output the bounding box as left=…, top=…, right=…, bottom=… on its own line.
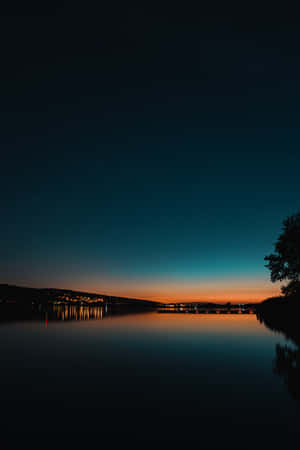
left=0, top=284, right=162, bottom=308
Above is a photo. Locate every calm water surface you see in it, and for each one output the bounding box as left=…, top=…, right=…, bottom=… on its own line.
left=0, top=307, right=299, bottom=449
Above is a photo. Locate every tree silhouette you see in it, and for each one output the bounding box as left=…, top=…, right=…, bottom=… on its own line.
left=264, top=212, right=300, bottom=297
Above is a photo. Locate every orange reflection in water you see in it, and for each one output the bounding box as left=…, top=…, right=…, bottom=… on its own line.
left=49, top=306, right=267, bottom=339
left=107, top=311, right=264, bottom=334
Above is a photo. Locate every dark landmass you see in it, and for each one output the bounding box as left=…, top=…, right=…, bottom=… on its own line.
left=257, top=295, right=300, bottom=342
left=0, top=284, right=163, bottom=308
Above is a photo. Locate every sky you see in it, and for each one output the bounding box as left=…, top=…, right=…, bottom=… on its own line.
left=1, top=1, right=300, bottom=302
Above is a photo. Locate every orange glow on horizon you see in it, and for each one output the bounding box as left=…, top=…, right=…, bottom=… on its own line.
left=39, top=276, right=281, bottom=304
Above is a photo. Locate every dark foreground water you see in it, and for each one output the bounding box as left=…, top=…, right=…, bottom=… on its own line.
left=0, top=306, right=299, bottom=449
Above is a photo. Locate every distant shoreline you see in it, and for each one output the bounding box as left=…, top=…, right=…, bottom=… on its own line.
left=0, top=284, right=162, bottom=308
left=0, top=283, right=268, bottom=308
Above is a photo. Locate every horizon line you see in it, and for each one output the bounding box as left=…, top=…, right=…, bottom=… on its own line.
left=0, top=282, right=279, bottom=304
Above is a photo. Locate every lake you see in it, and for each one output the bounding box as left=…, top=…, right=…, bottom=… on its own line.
left=0, top=305, right=299, bottom=449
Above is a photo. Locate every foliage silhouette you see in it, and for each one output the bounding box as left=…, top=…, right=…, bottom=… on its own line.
left=264, top=212, right=300, bottom=298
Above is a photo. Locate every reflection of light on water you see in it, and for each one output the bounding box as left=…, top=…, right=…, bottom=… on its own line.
left=50, top=304, right=105, bottom=321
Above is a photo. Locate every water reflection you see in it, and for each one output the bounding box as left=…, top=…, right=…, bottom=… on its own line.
left=0, top=303, right=150, bottom=325
left=257, top=310, right=300, bottom=404
left=0, top=304, right=299, bottom=449
left=52, top=304, right=104, bottom=321
left=274, top=344, right=300, bottom=402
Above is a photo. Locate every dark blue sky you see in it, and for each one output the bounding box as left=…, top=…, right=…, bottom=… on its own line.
left=1, top=1, right=300, bottom=301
